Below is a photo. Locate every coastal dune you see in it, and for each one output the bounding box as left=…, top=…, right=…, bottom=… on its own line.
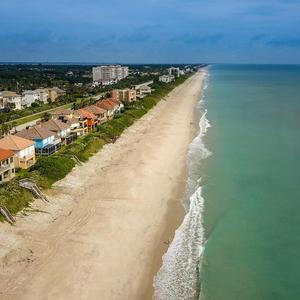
left=0, top=72, right=203, bottom=300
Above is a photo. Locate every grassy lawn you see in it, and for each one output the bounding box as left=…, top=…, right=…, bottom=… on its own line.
left=6, top=103, right=74, bottom=127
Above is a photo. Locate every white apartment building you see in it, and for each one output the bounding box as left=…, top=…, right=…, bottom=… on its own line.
left=92, top=65, right=129, bottom=85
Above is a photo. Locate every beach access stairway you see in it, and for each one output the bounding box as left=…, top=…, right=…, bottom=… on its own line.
left=19, top=179, right=49, bottom=203
left=0, top=206, right=15, bottom=224
left=59, top=154, right=82, bottom=166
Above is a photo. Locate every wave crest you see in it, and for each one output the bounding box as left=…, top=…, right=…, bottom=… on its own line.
left=153, top=72, right=211, bottom=300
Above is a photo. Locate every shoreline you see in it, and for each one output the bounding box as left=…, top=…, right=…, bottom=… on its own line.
left=0, top=72, right=204, bottom=300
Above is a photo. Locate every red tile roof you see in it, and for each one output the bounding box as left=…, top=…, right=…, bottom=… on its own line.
left=0, top=148, right=14, bottom=161
left=84, top=105, right=107, bottom=115
left=96, top=99, right=118, bottom=111
left=75, top=109, right=97, bottom=120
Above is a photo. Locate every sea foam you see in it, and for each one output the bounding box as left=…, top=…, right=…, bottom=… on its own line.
left=153, top=71, right=211, bottom=300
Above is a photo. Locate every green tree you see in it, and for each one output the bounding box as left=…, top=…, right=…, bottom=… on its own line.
left=41, top=112, right=51, bottom=122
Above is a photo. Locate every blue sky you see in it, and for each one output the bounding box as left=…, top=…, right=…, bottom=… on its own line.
left=0, top=0, right=300, bottom=63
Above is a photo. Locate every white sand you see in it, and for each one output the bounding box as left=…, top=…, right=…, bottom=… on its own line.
left=0, top=72, right=204, bottom=300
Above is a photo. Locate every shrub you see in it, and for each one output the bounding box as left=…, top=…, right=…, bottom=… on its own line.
left=0, top=181, right=33, bottom=221
left=33, top=155, right=76, bottom=188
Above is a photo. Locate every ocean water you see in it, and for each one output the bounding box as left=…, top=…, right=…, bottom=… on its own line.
left=154, top=65, right=300, bottom=300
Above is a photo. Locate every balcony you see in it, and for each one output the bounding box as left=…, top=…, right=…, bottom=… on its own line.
left=0, top=164, right=11, bottom=173
left=19, top=155, right=36, bottom=169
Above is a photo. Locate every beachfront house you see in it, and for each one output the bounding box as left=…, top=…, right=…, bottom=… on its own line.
left=51, top=109, right=88, bottom=136
left=41, top=119, right=76, bottom=145
left=96, top=98, right=123, bottom=119
left=168, top=67, right=180, bottom=78
left=75, top=109, right=98, bottom=131
left=112, top=89, right=137, bottom=103
left=16, top=125, right=61, bottom=156
left=0, top=135, right=36, bottom=169
left=132, top=81, right=153, bottom=98
left=159, top=74, right=175, bottom=83
left=84, top=105, right=108, bottom=124
left=65, top=117, right=86, bottom=136
left=0, top=149, right=15, bottom=183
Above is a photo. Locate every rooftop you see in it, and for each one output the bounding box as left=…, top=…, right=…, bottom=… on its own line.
left=84, top=105, right=107, bottom=115
left=96, top=99, right=119, bottom=111
left=75, top=109, right=97, bottom=120
left=0, top=148, right=14, bottom=161
left=0, top=91, right=21, bottom=97
left=16, top=125, right=55, bottom=140
left=41, top=119, right=70, bottom=132
left=0, top=135, right=34, bottom=151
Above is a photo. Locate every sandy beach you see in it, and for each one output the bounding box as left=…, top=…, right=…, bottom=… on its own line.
left=0, top=72, right=204, bottom=300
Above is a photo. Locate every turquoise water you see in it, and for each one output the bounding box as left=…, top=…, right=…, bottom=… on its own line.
left=200, top=65, right=300, bottom=300
left=154, top=65, right=300, bottom=300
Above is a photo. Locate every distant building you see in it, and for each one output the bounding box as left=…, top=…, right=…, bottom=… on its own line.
left=36, top=88, right=50, bottom=103
left=92, top=65, right=129, bottom=85
left=168, top=67, right=181, bottom=78
left=22, top=89, right=51, bottom=107
left=0, top=91, right=22, bottom=110
left=159, top=74, right=175, bottom=83
left=0, top=148, right=15, bottom=183
left=0, top=135, right=36, bottom=169
left=22, top=90, right=41, bottom=107
left=48, top=87, right=65, bottom=102
left=132, top=81, right=153, bottom=98
left=112, top=89, right=137, bottom=103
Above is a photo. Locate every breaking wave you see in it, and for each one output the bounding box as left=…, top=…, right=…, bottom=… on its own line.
left=153, top=71, right=211, bottom=300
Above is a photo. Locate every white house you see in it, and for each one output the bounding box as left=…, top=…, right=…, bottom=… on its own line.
left=168, top=67, right=181, bottom=78
left=159, top=74, right=175, bottom=83
left=132, top=81, right=153, bottom=98
left=22, top=90, right=40, bottom=107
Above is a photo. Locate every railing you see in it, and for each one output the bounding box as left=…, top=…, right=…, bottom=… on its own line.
left=0, top=164, right=11, bottom=172
left=19, top=155, right=35, bottom=163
